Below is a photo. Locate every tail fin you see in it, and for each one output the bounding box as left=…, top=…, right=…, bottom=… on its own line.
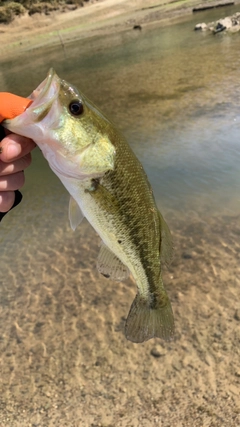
left=125, top=293, right=174, bottom=343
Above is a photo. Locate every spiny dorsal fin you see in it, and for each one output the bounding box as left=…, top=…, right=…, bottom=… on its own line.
left=68, top=196, right=85, bottom=231
left=97, top=242, right=130, bottom=281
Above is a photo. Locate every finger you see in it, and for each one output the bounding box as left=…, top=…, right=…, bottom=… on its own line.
left=0, top=191, right=15, bottom=212
left=0, top=153, right=32, bottom=175
left=0, top=133, right=36, bottom=162
left=0, top=171, right=25, bottom=191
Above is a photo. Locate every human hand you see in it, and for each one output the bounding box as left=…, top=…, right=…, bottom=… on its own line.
left=0, top=129, right=36, bottom=213
left=0, top=92, right=34, bottom=219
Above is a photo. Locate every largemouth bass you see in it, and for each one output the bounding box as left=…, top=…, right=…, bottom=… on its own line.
left=3, top=69, right=174, bottom=343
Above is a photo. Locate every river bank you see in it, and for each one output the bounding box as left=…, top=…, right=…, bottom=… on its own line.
left=1, top=0, right=240, bottom=59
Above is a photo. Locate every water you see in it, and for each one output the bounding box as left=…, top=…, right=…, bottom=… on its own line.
left=0, top=7, right=240, bottom=426
left=1, top=7, right=240, bottom=224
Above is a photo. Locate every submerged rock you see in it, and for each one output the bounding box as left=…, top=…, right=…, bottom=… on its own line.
left=133, top=25, right=142, bottom=30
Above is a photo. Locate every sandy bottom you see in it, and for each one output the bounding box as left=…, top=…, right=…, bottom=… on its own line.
left=0, top=209, right=239, bottom=426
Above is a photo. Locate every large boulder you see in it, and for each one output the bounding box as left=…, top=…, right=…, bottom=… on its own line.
left=217, top=17, right=233, bottom=28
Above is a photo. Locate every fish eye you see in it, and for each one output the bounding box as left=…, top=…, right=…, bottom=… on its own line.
left=69, top=100, right=84, bottom=116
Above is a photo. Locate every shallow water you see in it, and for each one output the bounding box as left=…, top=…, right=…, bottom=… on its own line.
left=0, top=7, right=240, bottom=426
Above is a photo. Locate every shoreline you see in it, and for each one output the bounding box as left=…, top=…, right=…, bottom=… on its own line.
left=1, top=0, right=240, bottom=60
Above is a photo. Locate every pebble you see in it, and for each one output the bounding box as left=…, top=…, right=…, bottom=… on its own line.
left=182, top=252, right=192, bottom=259
left=150, top=347, right=166, bottom=358
left=172, top=360, right=182, bottom=372
left=213, top=332, right=222, bottom=339
left=234, top=309, right=240, bottom=321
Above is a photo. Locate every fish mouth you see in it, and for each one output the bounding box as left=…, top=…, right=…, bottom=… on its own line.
left=27, top=68, right=60, bottom=119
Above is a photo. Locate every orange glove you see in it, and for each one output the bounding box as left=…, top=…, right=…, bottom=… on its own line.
left=0, top=92, right=32, bottom=221
left=0, top=92, right=32, bottom=123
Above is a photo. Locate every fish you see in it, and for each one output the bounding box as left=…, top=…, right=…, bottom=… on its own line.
left=3, top=68, right=174, bottom=343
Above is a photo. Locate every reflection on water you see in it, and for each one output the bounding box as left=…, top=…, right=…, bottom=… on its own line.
left=0, top=7, right=240, bottom=426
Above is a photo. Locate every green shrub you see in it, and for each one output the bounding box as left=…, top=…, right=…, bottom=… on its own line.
left=7, top=1, right=26, bottom=14
left=0, top=6, right=12, bottom=23
left=0, top=0, right=90, bottom=22
left=28, top=1, right=59, bottom=15
left=0, top=1, right=26, bottom=23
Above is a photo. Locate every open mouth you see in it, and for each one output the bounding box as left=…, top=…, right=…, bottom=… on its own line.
left=28, top=68, right=60, bottom=111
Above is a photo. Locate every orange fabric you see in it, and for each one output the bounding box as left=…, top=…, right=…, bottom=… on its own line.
left=0, top=92, right=32, bottom=123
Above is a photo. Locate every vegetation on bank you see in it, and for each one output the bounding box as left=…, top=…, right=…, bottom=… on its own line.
left=0, top=0, right=92, bottom=23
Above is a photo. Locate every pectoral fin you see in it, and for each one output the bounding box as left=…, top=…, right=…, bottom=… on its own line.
left=68, top=196, right=85, bottom=231
left=97, top=242, right=130, bottom=281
